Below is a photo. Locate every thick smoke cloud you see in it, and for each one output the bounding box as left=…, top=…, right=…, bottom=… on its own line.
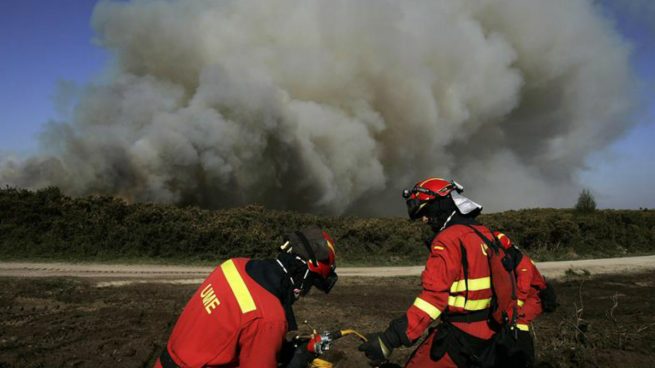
left=0, top=0, right=637, bottom=214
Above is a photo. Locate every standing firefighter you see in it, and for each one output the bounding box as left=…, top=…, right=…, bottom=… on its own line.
left=493, top=231, right=556, bottom=367
left=155, top=227, right=338, bottom=368
left=358, top=177, right=497, bottom=367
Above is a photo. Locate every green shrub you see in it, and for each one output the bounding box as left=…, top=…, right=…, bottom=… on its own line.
left=1, top=187, right=654, bottom=264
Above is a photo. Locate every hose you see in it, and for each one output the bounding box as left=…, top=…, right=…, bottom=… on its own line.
left=338, top=329, right=368, bottom=342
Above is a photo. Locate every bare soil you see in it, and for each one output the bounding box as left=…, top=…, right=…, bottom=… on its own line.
left=1, top=272, right=654, bottom=368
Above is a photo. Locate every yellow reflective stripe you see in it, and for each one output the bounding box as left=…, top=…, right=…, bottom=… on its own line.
left=449, top=277, right=491, bottom=293
left=413, top=297, right=442, bottom=319
left=448, top=296, right=492, bottom=311
left=518, top=299, right=525, bottom=307
left=326, top=239, right=335, bottom=254
left=221, top=260, right=257, bottom=313
left=516, top=323, right=529, bottom=331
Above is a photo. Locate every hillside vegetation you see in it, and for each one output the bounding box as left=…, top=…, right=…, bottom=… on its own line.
left=1, top=187, right=654, bottom=265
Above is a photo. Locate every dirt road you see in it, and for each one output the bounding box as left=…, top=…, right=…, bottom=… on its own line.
left=1, top=255, right=653, bottom=286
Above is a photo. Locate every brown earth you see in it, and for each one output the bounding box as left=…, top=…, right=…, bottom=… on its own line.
left=1, top=272, right=654, bottom=368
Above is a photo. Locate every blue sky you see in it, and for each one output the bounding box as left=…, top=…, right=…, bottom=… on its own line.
left=0, top=0, right=653, bottom=209
left=578, top=0, right=655, bottom=208
left=0, top=1, right=107, bottom=154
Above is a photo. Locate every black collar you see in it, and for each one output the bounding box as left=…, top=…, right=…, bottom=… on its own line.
left=245, top=259, right=299, bottom=331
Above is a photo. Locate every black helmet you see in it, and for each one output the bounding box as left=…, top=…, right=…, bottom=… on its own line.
left=278, top=227, right=338, bottom=296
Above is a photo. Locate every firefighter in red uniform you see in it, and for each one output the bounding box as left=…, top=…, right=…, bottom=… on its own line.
left=154, top=227, right=338, bottom=368
left=493, top=231, right=547, bottom=367
left=358, top=177, right=497, bottom=368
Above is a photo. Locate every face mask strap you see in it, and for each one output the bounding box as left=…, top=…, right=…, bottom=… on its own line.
left=276, top=257, right=295, bottom=281
left=438, top=210, right=457, bottom=232
left=296, top=268, right=310, bottom=298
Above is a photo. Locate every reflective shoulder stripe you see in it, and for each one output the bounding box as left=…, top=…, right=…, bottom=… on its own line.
left=516, top=323, right=529, bottom=331
left=413, top=297, right=442, bottom=319
left=221, top=260, right=257, bottom=313
left=517, top=299, right=525, bottom=307
left=448, top=296, right=492, bottom=311
left=450, top=277, right=491, bottom=293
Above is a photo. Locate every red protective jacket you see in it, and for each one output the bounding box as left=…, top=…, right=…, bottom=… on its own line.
left=405, top=224, right=496, bottom=341
left=515, top=255, right=547, bottom=331
left=154, top=258, right=287, bottom=368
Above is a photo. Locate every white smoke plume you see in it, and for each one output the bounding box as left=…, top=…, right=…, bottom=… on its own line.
left=0, top=0, right=637, bottom=215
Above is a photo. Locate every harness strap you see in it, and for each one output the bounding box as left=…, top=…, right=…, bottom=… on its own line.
left=442, top=309, right=490, bottom=323
left=464, top=225, right=499, bottom=252
left=459, top=241, right=469, bottom=305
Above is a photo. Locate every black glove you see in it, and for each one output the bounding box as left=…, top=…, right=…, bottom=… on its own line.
left=279, top=337, right=318, bottom=368
left=359, top=316, right=413, bottom=366
left=283, top=340, right=317, bottom=368
left=358, top=333, right=392, bottom=366
left=285, top=347, right=316, bottom=368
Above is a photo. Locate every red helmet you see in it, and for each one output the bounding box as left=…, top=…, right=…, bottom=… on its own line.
left=402, top=178, right=463, bottom=219
left=307, top=231, right=336, bottom=278
left=493, top=231, right=512, bottom=249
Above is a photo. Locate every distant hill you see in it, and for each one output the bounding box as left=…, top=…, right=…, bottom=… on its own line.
left=1, top=187, right=653, bottom=265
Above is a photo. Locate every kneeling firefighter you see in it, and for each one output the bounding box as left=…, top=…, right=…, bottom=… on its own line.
left=358, top=177, right=498, bottom=367
left=154, top=227, right=338, bottom=368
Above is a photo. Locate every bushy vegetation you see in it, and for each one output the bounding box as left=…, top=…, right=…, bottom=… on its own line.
left=1, top=187, right=654, bottom=264
left=575, top=188, right=597, bottom=213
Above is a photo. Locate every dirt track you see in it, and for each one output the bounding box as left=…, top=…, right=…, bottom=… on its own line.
left=1, top=255, right=654, bottom=286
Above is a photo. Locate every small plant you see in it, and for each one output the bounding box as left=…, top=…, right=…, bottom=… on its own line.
left=575, top=189, right=597, bottom=212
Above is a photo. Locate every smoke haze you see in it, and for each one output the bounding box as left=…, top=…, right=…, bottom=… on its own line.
left=0, top=0, right=638, bottom=215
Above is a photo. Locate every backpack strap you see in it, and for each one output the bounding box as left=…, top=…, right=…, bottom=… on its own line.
left=464, top=224, right=500, bottom=253
left=459, top=240, right=469, bottom=305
